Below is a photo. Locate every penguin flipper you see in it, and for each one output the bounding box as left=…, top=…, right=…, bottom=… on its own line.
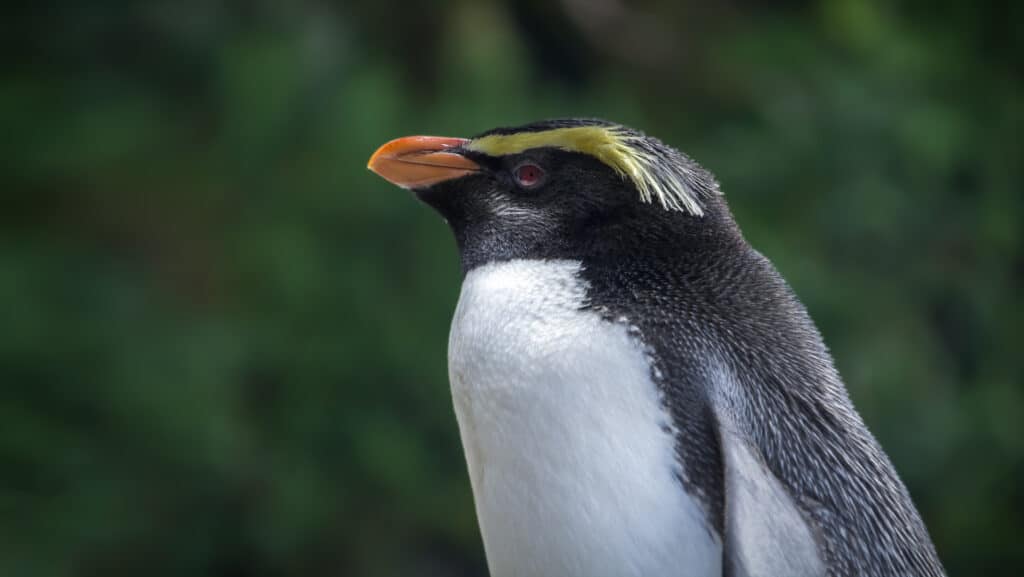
left=720, top=428, right=826, bottom=577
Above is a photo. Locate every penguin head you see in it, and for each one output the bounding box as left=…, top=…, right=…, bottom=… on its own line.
left=368, top=118, right=732, bottom=271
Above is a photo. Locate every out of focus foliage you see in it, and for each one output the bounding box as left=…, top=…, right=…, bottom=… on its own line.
left=1, top=1, right=1021, bottom=576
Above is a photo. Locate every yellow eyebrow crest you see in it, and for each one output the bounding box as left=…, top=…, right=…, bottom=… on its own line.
left=466, top=125, right=710, bottom=216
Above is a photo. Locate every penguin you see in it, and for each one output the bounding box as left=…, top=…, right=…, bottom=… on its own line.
left=367, top=118, right=946, bottom=577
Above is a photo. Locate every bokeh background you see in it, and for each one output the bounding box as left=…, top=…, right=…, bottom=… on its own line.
left=3, top=1, right=1022, bottom=575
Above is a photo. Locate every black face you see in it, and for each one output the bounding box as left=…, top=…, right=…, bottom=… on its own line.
left=413, top=148, right=626, bottom=270
left=414, top=145, right=734, bottom=273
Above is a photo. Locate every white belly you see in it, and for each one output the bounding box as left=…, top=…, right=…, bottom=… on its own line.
left=448, top=259, right=721, bottom=577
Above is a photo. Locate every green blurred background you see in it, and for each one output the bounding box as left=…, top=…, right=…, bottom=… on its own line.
left=2, top=1, right=1022, bottom=575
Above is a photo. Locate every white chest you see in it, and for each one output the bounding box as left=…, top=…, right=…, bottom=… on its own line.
left=447, top=260, right=721, bottom=577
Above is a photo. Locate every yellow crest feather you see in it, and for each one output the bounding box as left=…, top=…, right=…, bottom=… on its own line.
left=466, top=125, right=706, bottom=215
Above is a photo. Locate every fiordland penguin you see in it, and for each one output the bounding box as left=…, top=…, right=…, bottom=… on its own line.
left=367, top=118, right=946, bottom=577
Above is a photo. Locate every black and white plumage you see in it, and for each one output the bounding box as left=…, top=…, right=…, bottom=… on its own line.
left=368, top=118, right=946, bottom=577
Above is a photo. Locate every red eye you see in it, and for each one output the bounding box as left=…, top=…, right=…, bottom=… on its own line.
left=513, top=163, right=545, bottom=188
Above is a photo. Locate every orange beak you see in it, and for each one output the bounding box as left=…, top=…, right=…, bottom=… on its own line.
left=367, top=136, right=480, bottom=189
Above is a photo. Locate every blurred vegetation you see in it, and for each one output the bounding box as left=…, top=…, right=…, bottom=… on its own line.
left=1, top=1, right=1021, bottom=576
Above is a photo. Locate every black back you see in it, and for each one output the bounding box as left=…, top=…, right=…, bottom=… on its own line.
left=577, top=195, right=945, bottom=576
